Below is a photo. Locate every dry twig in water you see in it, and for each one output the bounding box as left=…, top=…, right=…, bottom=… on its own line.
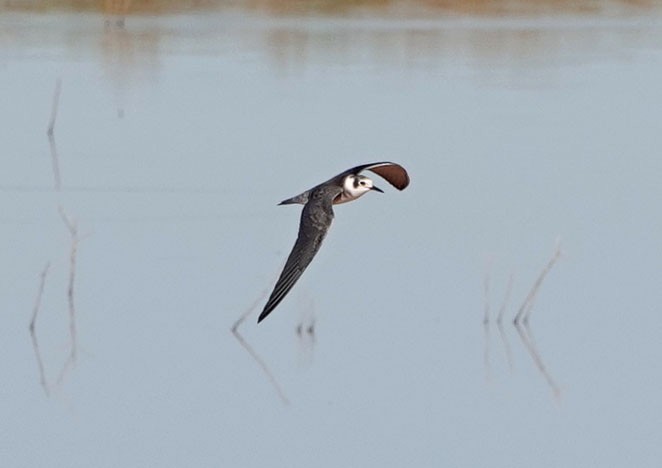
left=513, top=243, right=563, bottom=398
left=514, top=320, right=562, bottom=399
left=482, top=261, right=492, bottom=381
left=514, top=242, right=562, bottom=325
left=232, top=290, right=289, bottom=405
left=483, top=244, right=562, bottom=398
left=56, top=206, right=80, bottom=385
left=47, top=78, right=62, bottom=190
left=496, top=272, right=515, bottom=371
left=29, top=262, right=51, bottom=396
left=295, top=296, right=316, bottom=368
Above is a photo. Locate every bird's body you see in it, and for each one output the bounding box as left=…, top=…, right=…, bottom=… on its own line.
left=258, top=162, right=409, bottom=323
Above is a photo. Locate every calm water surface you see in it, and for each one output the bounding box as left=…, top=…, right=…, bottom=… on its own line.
left=1, top=4, right=662, bottom=467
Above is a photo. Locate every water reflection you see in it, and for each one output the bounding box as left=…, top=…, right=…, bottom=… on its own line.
left=232, top=290, right=290, bottom=405
left=483, top=243, right=563, bottom=399
left=28, top=208, right=84, bottom=396
left=26, top=75, right=86, bottom=396
left=2, top=2, right=662, bottom=86
left=47, top=79, right=62, bottom=190
left=294, top=295, right=316, bottom=368
left=99, top=18, right=161, bottom=103
left=3, top=0, right=662, bottom=16
left=29, top=262, right=51, bottom=396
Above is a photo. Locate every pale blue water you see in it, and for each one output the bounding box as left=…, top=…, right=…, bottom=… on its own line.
left=1, top=9, right=662, bottom=467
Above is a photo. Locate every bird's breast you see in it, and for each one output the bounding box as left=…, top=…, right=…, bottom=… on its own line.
left=333, top=190, right=365, bottom=205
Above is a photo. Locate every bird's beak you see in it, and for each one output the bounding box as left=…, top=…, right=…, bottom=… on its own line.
left=371, top=185, right=384, bottom=193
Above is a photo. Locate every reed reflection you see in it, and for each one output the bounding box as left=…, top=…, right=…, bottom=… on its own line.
left=482, top=242, right=563, bottom=399
left=2, top=1, right=661, bottom=82
left=4, top=0, right=661, bottom=16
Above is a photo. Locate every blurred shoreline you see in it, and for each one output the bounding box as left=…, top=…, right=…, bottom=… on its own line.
left=2, top=1, right=661, bottom=83
left=2, top=0, right=662, bottom=18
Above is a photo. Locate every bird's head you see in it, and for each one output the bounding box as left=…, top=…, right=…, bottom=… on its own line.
left=344, top=174, right=384, bottom=198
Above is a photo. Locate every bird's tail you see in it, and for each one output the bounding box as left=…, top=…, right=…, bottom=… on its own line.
left=278, top=191, right=309, bottom=205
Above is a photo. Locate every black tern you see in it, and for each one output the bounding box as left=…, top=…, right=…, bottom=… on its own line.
left=258, top=162, right=410, bottom=323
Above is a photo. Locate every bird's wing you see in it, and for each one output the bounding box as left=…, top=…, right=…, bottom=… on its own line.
left=333, top=162, right=410, bottom=191
left=258, top=186, right=340, bottom=323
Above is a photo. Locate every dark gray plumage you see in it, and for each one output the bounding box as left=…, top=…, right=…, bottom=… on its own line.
left=258, top=185, right=341, bottom=323
left=258, top=162, right=409, bottom=323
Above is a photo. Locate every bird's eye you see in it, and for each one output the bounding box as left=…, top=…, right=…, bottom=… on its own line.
left=360, top=181, right=366, bottom=186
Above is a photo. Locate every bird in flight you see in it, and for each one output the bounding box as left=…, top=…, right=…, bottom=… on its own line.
left=258, top=162, right=410, bottom=323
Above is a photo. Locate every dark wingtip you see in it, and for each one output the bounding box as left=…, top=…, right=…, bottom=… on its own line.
left=257, top=302, right=276, bottom=323
left=366, top=163, right=410, bottom=191
left=257, top=307, right=271, bottom=323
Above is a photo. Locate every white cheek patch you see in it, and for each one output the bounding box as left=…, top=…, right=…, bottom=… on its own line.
left=343, top=176, right=356, bottom=193
left=333, top=175, right=379, bottom=206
